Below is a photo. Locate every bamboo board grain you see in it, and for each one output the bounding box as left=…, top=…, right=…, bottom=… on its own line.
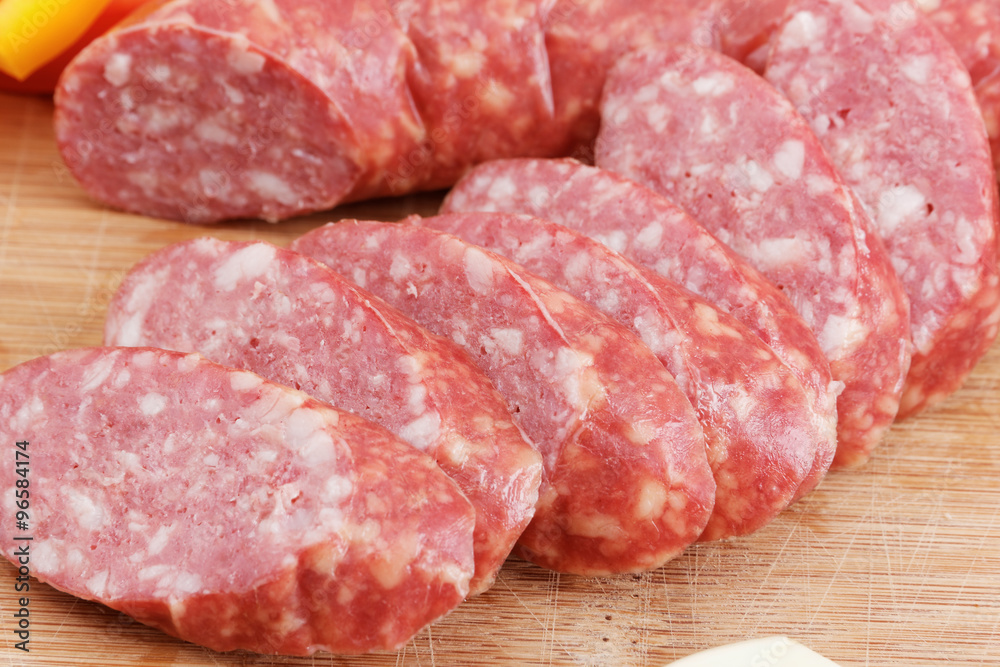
left=1, top=91, right=999, bottom=667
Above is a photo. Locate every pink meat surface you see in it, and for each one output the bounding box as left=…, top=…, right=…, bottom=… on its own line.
left=292, top=221, right=716, bottom=576
left=597, top=43, right=912, bottom=468
left=55, top=0, right=424, bottom=222
left=0, top=347, right=474, bottom=655
left=104, top=238, right=542, bottom=595
left=766, top=0, right=1000, bottom=418
left=419, top=211, right=830, bottom=540
left=541, top=0, right=720, bottom=158
left=383, top=0, right=556, bottom=192
left=442, top=157, right=838, bottom=489
left=919, top=0, right=1000, bottom=180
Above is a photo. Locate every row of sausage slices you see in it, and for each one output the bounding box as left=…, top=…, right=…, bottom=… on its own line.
left=3, top=0, right=1000, bottom=658
left=53, top=0, right=1000, bottom=223
left=0, top=159, right=993, bottom=654
left=0, top=206, right=830, bottom=654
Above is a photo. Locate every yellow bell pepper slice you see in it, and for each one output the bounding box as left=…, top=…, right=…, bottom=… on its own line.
left=0, top=0, right=115, bottom=81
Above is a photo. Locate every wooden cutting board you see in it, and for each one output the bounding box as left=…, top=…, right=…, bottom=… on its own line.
left=1, top=92, right=999, bottom=667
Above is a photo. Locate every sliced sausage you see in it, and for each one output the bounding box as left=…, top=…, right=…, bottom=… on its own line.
left=386, top=0, right=556, bottom=191
left=418, top=211, right=828, bottom=540
left=103, top=238, right=542, bottom=595
left=597, top=43, right=912, bottom=468
left=442, top=157, right=838, bottom=490
left=702, top=0, right=1000, bottom=175
left=0, top=347, right=474, bottom=655
left=55, top=0, right=424, bottom=223
left=541, top=0, right=720, bottom=157
left=291, top=221, right=716, bottom=576
left=766, top=0, right=1000, bottom=417
left=918, top=0, right=1000, bottom=181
